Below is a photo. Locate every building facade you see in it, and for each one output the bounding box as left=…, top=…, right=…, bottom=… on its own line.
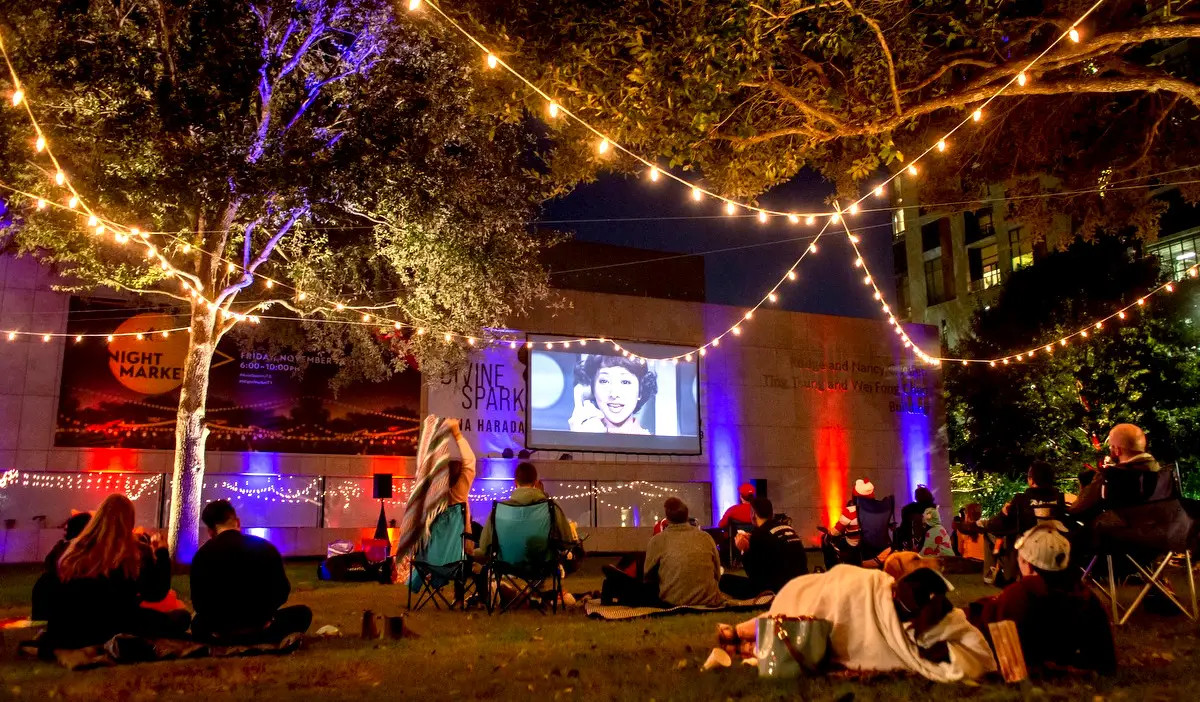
left=0, top=253, right=948, bottom=562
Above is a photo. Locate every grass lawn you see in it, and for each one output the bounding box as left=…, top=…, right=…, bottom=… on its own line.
left=1, top=558, right=1197, bottom=701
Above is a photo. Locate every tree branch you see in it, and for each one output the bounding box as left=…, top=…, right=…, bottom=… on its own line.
left=725, top=73, right=1200, bottom=145
left=843, top=0, right=902, bottom=116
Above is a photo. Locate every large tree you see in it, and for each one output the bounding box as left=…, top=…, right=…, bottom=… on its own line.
left=0, top=0, right=553, bottom=559
left=947, top=237, right=1200, bottom=480
left=459, top=0, right=1200, bottom=243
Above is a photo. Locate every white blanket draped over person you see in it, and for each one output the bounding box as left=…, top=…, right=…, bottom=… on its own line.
left=764, top=565, right=996, bottom=682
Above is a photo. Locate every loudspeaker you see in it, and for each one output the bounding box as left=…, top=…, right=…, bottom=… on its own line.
left=751, top=478, right=768, bottom=501
left=373, top=474, right=393, bottom=500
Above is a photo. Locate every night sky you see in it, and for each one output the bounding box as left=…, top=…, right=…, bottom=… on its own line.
left=539, top=170, right=897, bottom=320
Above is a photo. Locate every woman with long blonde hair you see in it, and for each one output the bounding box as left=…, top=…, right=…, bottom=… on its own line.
left=42, top=494, right=188, bottom=650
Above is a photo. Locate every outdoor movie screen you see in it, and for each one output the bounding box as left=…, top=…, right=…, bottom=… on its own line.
left=525, top=335, right=701, bottom=455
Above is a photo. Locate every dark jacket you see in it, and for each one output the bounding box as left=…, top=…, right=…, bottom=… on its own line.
left=742, top=518, right=808, bottom=593
left=985, top=486, right=1067, bottom=536
left=1070, top=454, right=1162, bottom=519
left=967, top=573, right=1116, bottom=673
left=43, top=543, right=171, bottom=649
left=190, top=530, right=290, bottom=633
left=895, top=499, right=935, bottom=551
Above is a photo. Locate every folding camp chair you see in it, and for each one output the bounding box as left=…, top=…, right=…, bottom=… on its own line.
left=1081, top=465, right=1199, bottom=625
left=486, top=499, right=564, bottom=614
left=856, top=495, right=896, bottom=561
left=407, top=502, right=474, bottom=611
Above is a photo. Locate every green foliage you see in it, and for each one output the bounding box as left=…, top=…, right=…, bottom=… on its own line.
left=0, top=0, right=557, bottom=381
left=460, top=0, right=1200, bottom=242
left=947, top=237, right=1200, bottom=486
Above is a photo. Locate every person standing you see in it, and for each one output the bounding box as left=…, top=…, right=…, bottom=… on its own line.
left=190, top=500, right=312, bottom=644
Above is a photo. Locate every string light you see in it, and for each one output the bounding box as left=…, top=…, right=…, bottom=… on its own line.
left=597, top=138, right=610, bottom=154
left=972, top=108, right=983, bottom=122
left=547, top=101, right=560, bottom=118
left=486, top=53, right=498, bottom=69
left=1069, top=27, right=1081, bottom=43
left=1017, top=72, right=1027, bottom=86
left=937, top=139, right=946, bottom=153
left=724, top=202, right=737, bottom=216
left=691, top=186, right=702, bottom=201
left=407, top=0, right=421, bottom=10
left=648, top=167, right=660, bottom=182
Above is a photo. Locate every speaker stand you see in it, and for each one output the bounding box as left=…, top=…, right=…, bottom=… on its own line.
left=374, top=499, right=389, bottom=540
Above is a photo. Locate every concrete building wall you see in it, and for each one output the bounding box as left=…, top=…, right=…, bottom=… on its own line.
left=0, top=254, right=949, bottom=562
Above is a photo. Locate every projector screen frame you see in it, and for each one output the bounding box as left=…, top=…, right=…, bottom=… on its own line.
left=523, top=333, right=704, bottom=456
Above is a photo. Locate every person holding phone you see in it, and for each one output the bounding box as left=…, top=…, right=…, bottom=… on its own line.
left=568, top=355, right=658, bottom=435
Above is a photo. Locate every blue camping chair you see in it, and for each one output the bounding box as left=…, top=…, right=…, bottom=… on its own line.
left=486, top=500, right=565, bottom=614
left=407, top=502, right=473, bottom=611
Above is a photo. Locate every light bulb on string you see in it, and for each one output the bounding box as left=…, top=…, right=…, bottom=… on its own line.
left=787, top=270, right=797, bottom=281
left=907, top=164, right=918, bottom=176
left=808, top=243, right=818, bottom=254
left=407, top=0, right=421, bottom=10
left=830, top=212, right=840, bottom=224
left=648, top=167, right=660, bottom=182
left=1069, top=28, right=1080, bottom=42
left=937, top=140, right=947, bottom=153
left=757, top=211, right=768, bottom=224
left=848, top=203, right=859, bottom=215
left=597, top=138, right=609, bottom=155
left=787, top=214, right=799, bottom=224
left=854, top=258, right=864, bottom=268
left=1017, top=72, right=1027, bottom=86
left=67, top=196, right=78, bottom=209
left=724, top=202, right=736, bottom=216
left=547, top=101, right=559, bottom=119
left=54, top=171, right=65, bottom=186
left=874, top=185, right=884, bottom=197
left=11, top=89, right=24, bottom=106
left=35, top=135, right=45, bottom=152
left=768, top=292, right=778, bottom=303
left=805, top=215, right=815, bottom=225
left=486, top=53, right=498, bottom=69
left=972, top=108, right=983, bottom=122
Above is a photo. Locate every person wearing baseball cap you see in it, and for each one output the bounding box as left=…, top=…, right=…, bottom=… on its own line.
left=966, top=522, right=1116, bottom=673
left=717, top=483, right=757, bottom=528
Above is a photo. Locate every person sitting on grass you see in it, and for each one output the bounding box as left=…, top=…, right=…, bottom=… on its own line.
left=719, top=497, right=807, bottom=599
left=40, top=495, right=188, bottom=653
left=32, top=511, right=91, bottom=621
left=646, top=498, right=724, bottom=607
left=189, top=500, right=312, bottom=644
left=966, top=522, right=1116, bottom=674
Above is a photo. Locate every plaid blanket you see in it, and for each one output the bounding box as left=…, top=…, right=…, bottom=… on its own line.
left=584, top=595, right=774, bottom=621
left=394, top=415, right=454, bottom=561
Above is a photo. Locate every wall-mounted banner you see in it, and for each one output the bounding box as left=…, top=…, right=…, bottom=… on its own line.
left=55, top=298, right=422, bottom=455
left=426, top=345, right=526, bottom=456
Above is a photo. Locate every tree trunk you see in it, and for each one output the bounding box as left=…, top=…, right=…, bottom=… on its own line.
left=167, top=309, right=218, bottom=563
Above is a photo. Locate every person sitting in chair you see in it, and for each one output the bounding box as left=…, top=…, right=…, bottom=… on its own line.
left=982, top=461, right=1068, bottom=584
left=475, top=462, right=576, bottom=557
left=190, top=500, right=312, bottom=644
left=1070, top=423, right=1160, bottom=521
left=717, top=483, right=756, bottom=528
left=719, top=497, right=807, bottom=599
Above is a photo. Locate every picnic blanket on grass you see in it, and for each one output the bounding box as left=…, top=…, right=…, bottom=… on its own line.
left=585, top=594, right=774, bottom=620
left=766, top=565, right=996, bottom=682
left=21, top=633, right=304, bottom=671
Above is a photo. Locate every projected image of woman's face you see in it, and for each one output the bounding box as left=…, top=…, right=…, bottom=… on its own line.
left=594, top=366, right=639, bottom=426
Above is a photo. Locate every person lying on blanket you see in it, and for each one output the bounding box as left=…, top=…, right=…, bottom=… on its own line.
left=717, top=565, right=996, bottom=682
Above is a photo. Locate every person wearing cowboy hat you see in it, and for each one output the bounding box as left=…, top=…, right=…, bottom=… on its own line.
left=966, top=522, right=1116, bottom=674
